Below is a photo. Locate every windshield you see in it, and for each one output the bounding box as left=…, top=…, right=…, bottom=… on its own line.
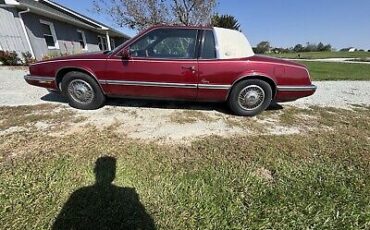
left=107, top=27, right=156, bottom=55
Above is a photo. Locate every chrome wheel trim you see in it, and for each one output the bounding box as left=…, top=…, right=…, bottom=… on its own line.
left=67, top=79, right=95, bottom=104
left=237, top=85, right=266, bottom=111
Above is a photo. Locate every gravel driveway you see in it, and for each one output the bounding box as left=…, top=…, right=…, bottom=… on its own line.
left=1, top=67, right=369, bottom=108
left=1, top=66, right=369, bottom=142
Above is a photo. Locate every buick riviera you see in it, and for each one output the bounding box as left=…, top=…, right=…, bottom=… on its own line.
left=25, top=26, right=316, bottom=116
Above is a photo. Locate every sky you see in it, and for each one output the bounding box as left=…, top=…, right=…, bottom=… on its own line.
left=54, top=0, right=370, bottom=50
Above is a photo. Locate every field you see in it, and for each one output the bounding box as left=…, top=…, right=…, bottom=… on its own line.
left=269, top=51, right=370, bottom=59
left=298, top=61, right=370, bottom=81
left=1, top=105, right=370, bottom=229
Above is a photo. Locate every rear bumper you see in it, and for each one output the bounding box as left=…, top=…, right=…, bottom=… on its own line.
left=24, top=75, right=57, bottom=90
left=276, top=85, right=317, bottom=92
left=275, top=84, right=317, bottom=102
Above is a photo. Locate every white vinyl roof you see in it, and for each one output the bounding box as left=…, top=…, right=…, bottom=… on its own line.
left=213, top=27, right=255, bottom=59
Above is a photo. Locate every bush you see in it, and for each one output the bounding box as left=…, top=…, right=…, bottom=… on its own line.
left=0, top=51, right=20, bottom=66
left=254, top=41, right=271, bottom=54
left=42, top=51, right=69, bottom=61
left=21, top=52, right=36, bottom=66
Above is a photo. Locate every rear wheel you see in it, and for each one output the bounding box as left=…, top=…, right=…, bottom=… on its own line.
left=61, top=71, right=105, bottom=110
left=228, top=79, right=272, bottom=116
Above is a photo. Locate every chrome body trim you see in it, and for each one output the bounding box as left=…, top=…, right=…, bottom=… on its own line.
left=100, top=80, right=197, bottom=89
left=24, top=75, right=55, bottom=83
left=277, top=85, right=317, bottom=92
left=99, top=80, right=231, bottom=90
left=198, top=84, right=231, bottom=90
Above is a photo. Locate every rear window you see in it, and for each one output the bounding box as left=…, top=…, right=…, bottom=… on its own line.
left=200, top=30, right=217, bottom=59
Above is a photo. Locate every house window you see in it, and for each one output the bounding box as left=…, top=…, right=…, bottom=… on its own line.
left=98, top=35, right=107, bottom=51
left=77, top=30, right=87, bottom=50
left=40, top=20, right=59, bottom=49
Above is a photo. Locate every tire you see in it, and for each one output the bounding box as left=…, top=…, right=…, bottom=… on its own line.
left=228, top=79, right=272, bottom=116
left=61, top=71, right=105, bottom=110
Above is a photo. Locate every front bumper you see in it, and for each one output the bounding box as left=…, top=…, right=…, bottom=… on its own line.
left=24, top=75, right=54, bottom=83
left=24, top=74, right=56, bottom=89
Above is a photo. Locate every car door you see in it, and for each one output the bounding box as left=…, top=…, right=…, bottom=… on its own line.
left=103, top=28, right=199, bottom=100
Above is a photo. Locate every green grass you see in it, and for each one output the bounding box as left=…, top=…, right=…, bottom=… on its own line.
left=268, top=51, right=370, bottom=59
left=1, top=106, right=370, bottom=229
left=298, top=61, right=370, bottom=81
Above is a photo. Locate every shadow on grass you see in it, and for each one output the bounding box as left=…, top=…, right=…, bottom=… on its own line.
left=41, top=92, right=283, bottom=114
left=52, top=156, right=156, bottom=230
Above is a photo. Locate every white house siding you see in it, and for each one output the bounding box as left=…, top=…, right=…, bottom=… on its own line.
left=22, top=12, right=103, bottom=60
left=0, top=7, right=32, bottom=55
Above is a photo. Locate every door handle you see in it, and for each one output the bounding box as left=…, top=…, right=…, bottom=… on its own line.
left=182, top=66, right=196, bottom=71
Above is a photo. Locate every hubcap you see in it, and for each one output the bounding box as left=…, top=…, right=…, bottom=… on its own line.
left=238, top=85, right=265, bottom=111
left=67, top=79, right=94, bottom=104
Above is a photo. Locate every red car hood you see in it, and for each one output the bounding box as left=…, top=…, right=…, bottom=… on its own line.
left=247, top=55, right=307, bottom=68
left=35, top=52, right=109, bottom=64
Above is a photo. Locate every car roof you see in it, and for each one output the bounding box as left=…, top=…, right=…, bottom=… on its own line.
left=147, top=24, right=213, bottom=30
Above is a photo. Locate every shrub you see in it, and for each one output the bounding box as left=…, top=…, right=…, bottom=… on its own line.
left=254, top=41, right=271, bottom=54
left=42, top=51, right=69, bottom=61
left=21, top=52, right=36, bottom=66
left=0, top=51, right=20, bottom=66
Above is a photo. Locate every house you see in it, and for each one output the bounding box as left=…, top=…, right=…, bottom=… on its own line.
left=0, top=0, right=130, bottom=60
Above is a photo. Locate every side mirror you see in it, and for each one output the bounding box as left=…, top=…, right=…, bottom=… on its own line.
left=121, top=48, right=131, bottom=60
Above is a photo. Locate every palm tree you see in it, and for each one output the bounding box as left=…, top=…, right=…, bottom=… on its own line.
left=211, top=14, right=241, bottom=31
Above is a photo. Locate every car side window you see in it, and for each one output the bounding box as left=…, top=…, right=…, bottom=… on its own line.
left=200, top=30, right=217, bottom=59
left=130, top=29, right=198, bottom=59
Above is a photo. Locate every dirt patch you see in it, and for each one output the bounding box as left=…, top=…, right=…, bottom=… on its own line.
left=254, top=167, right=275, bottom=183
left=169, top=110, right=217, bottom=124
left=2, top=103, right=368, bottom=144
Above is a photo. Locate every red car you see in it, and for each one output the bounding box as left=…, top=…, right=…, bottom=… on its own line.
left=25, top=25, right=316, bottom=116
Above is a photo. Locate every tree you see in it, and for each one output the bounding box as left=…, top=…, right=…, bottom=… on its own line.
left=323, top=44, right=332, bottom=52
left=317, top=42, right=325, bottom=51
left=211, top=14, right=241, bottom=31
left=92, top=0, right=217, bottom=30
left=254, top=41, right=270, bottom=54
left=293, top=44, right=304, bottom=52
left=317, top=42, right=332, bottom=52
left=304, top=42, right=318, bottom=52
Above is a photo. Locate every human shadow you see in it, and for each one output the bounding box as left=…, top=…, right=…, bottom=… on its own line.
left=41, top=91, right=283, bottom=114
left=52, top=156, right=156, bottom=230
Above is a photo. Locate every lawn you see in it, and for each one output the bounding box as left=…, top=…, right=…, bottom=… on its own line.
left=298, top=61, right=370, bottom=81
left=1, top=105, right=370, bottom=229
left=268, top=51, right=370, bottom=59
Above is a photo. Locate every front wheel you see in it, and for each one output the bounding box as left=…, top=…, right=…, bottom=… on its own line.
left=61, top=71, right=105, bottom=110
left=228, top=79, right=272, bottom=116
